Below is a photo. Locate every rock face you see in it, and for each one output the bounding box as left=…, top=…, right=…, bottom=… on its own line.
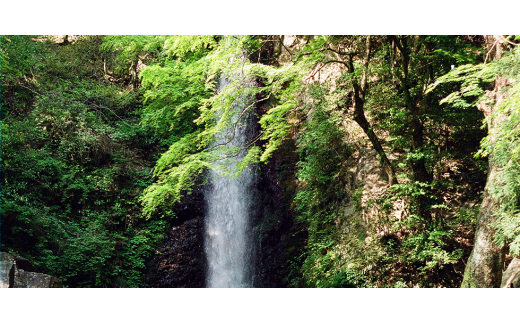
left=142, top=137, right=299, bottom=288
left=143, top=217, right=205, bottom=287
left=1, top=252, right=62, bottom=288
left=340, top=148, right=398, bottom=229
left=501, top=258, right=520, bottom=288
left=251, top=138, right=300, bottom=287
left=143, top=181, right=207, bottom=287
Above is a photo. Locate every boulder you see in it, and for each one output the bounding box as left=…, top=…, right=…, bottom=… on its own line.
left=1, top=252, right=62, bottom=288
left=501, top=258, right=520, bottom=288
left=1, top=252, right=16, bottom=288
left=14, top=269, right=63, bottom=288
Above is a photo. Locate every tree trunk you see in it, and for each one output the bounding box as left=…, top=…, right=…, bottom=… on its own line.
left=392, top=35, right=432, bottom=184
left=462, top=157, right=505, bottom=287
left=390, top=35, right=432, bottom=219
left=461, top=35, right=509, bottom=288
left=349, top=36, right=398, bottom=185
left=352, top=98, right=398, bottom=185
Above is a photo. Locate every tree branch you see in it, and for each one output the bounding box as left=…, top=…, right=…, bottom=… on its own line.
left=209, top=95, right=270, bottom=151
left=305, top=60, right=349, bottom=82
left=323, top=47, right=358, bottom=57
left=360, top=35, right=372, bottom=98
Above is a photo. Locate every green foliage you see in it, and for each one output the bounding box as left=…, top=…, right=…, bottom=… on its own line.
left=484, top=49, right=520, bottom=256
left=285, top=90, right=360, bottom=287
left=162, top=35, right=217, bottom=59
left=433, top=45, right=520, bottom=258
left=1, top=35, right=44, bottom=86
left=136, top=35, right=248, bottom=218
left=2, top=35, right=504, bottom=288
left=137, top=35, right=314, bottom=218
left=101, top=35, right=164, bottom=82
left=1, top=36, right=165, bottom=287
left=139, top=60, right=210, bottom=143
left=426, top=64, right=495, bottom=109
left=283, top=36, right=486, bottom=288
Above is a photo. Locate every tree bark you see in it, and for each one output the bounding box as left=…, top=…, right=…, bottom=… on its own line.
left=462, top=157, right=505, bottom=287
left=461, top=35, right=509, bottom=288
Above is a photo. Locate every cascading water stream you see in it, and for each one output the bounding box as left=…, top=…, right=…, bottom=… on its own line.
left=204, top=75, right=256, bottom=288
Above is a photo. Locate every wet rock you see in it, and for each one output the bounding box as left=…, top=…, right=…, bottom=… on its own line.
left=1, top=252, right=62, bottom=288
left=172, top=182, right=205, bottom=225
left=501, top=258, right=520, bottom=288
left=142, top=136, right=299, bottom=288
left=143, top=217, right=205, bottom=287
left=251, top=138, right=300, bottom=287
left=143, top=173, right=206, bottom=288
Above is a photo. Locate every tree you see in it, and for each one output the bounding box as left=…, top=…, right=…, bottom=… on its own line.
left=299, top=36, right=398, bottom=184
left=1, top=35, right=164, bottom=287
left=462, top=35, right=518, bottom=287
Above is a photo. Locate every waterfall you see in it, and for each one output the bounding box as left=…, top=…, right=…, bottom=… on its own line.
left=204, top=75, right=256, bottom=288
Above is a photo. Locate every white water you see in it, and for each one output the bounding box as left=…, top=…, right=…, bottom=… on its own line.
left=204, top=76, right=255, bottom=288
